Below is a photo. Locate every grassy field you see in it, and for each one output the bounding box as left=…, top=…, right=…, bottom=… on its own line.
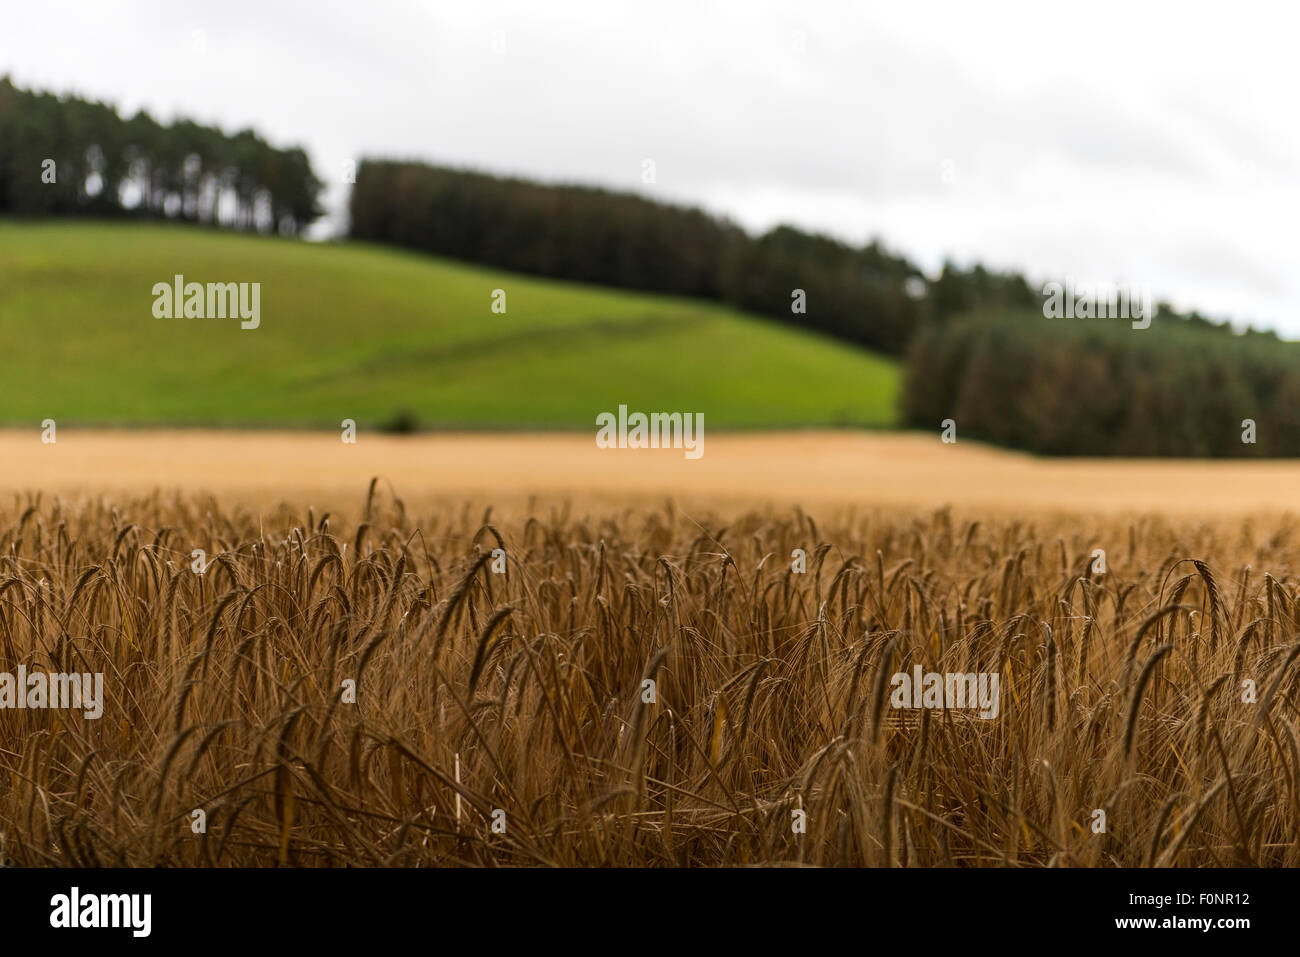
left=0, top=221, right=899, bottom=429
left=2, top=490, right=1296, bottom=866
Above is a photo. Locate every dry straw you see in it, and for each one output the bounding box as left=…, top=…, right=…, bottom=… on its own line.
left=0, top=491, right=1296, bottom=866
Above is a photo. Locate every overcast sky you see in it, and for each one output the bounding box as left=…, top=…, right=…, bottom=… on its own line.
left=4, top=1, right=1298, bottom=333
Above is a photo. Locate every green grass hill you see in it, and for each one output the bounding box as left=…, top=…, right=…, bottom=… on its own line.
left=0, top=221, right=899, bottom=430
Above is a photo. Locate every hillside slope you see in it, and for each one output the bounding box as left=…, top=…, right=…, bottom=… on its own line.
left=0, top=221, right=898, bottom=429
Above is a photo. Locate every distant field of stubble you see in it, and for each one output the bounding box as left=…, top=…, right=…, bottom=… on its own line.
left=3, top=483, right=1300, bottom=866
left=6, top=429, right=1300, bottom=519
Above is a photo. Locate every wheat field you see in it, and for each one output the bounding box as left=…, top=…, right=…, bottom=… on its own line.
left=2, top=484, right=1298, bottom=867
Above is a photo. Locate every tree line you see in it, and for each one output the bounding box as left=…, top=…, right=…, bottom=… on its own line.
left=903, top=310, right=1292, bottom=456
left=348, top=159, right=970, bottom=355
left=0, top=77, right=323, bottom=234
left=348, top=160, right=1291, bottom=455
left=346, top=159, right=1264, bottom=364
